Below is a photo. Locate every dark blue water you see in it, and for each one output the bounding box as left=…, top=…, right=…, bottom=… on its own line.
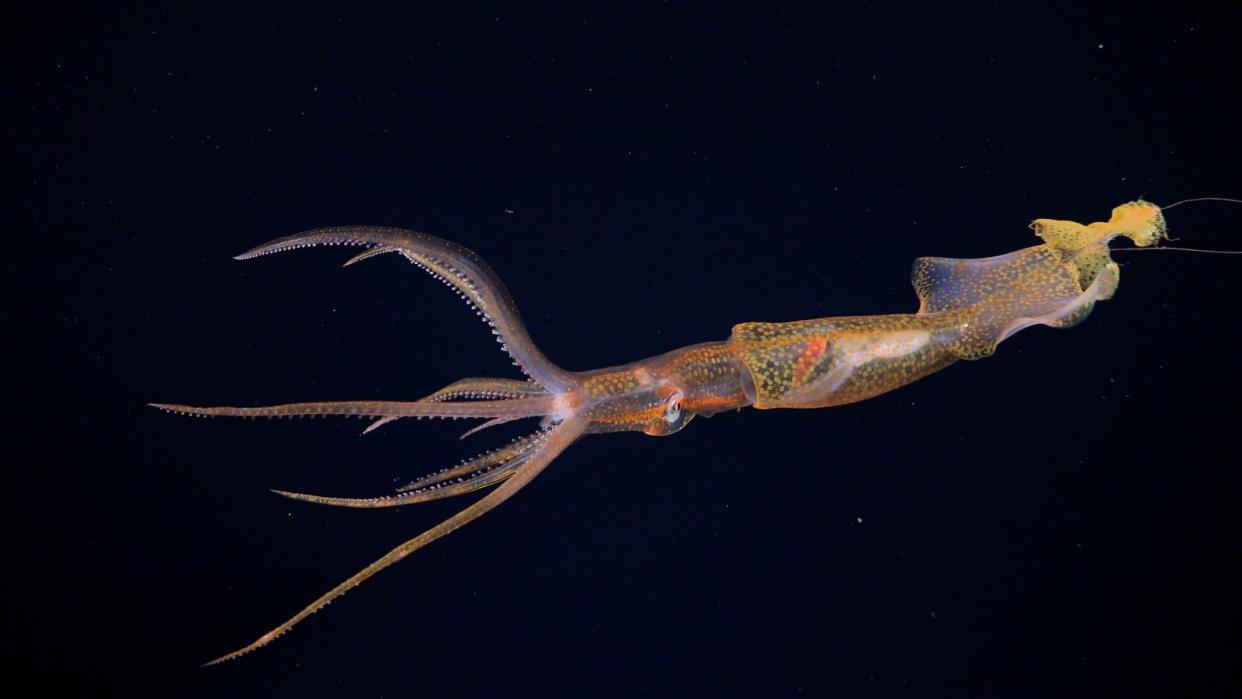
left=11, top=3, right=1240, bottom=696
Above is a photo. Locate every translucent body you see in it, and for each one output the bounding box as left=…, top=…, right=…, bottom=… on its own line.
left=153, top=200, right=1165, bottom=663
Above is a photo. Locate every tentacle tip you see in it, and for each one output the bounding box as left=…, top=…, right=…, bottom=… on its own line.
left=271, top=488, right=332, bottom=505
left=343, top=247, right=390, bottom=267
left=149, top=402, right=217, bottom=418
left=202, top=639, right=266, bottom=667
left=201, top=653, right=235, bottom=668
left=363, top=416, right=398, bottom=435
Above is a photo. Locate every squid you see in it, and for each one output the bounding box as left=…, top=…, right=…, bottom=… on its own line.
left=154, top=200, right=1174, bottom=664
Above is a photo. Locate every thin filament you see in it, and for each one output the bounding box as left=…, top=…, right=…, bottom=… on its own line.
left=1113, top=245, right=1242, bottom=255
left=1160, top=196, right=1242, bottom=211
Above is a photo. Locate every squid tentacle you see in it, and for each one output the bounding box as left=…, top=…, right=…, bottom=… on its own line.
left=420, top=377, right=549, bottom=402
left=456, top=416, right=520, bottom=440
left=353, top=377, right=550, bottom=434
left=202, top=415, right=585, bottom=666
left=234, top=227, right=573, bottom=392
left=273, top=454, right=525, bottom=508
left=268, top=426, right=553, bottom=509
left=147, top=395, right=555, bottom=421
left=394, top=428, right=550, bottom=493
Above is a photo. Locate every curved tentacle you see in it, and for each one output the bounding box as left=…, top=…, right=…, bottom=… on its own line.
left=273, top=461, right=519, bottom=508
left=148, top=395, right=555, bottom=421
left=395, top=428, right=548, bottom=493
left=203, top=415, right=586, bottom=666
left=353, top=377, right=550, bottom=434
left=420, top=377, right=549, bottom=402
left=235, top=227, right=574, bottom=392
left=270, top=427, right=552, bottom=508
left=456, top=416, right=519, bottom=439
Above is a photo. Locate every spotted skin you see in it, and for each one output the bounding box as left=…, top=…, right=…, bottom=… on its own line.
left=729, top=201, right=1165, bottom=407
left=153, top=201, right=1165, bottom=664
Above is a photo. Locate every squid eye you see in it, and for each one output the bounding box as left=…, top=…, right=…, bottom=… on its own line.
left=663, top=396, right=683, bottom=424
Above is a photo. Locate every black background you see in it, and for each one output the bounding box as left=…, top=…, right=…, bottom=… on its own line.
left=9, top=3, right=1241, bottom=696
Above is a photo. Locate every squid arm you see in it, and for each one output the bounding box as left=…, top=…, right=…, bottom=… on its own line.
left=237, top=227, right=574, bottom=392
left=202, top=416, right=585, bottom=666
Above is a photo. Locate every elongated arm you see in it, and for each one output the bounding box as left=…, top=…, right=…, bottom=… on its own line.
left=238, top=227, right=574, bottom=392
left=203, top=414, right=587, bottom=666
left=149, top=396, right=555, bottom=420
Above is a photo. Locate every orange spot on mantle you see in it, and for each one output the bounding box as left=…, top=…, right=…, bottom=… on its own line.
left=792, top=336, right=828, bottom=386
